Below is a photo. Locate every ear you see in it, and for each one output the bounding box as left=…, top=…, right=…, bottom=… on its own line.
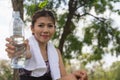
left=31, top=25, right=34, bottom=35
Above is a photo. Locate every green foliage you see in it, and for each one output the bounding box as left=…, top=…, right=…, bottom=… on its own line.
left=108, top=61, right=120, bottom=80
left=9, top=0, right=120, bottom=79
left=94, top=0, right=107, bottom=14
left=25, top=4, right=38, bottom=16
left=24, top=0, right=49, bottom=20
left=52, top=13, right=68, bottom=42
left=97, top=22, right=110, bottom=47
left=93, top=48, right=103, bottom=60
left=83, top=27, right=94, bottom=45
left=57, top=13, right=67, bottom=28
left=0, top=60, right=13, bottom=80
left=38, top=0, right=48, bottom=9
left=23, top=0, right=120, bottom=64
left=64, top=34, right=83, bottom=59
left=115, top=10, right=120, bottom=15
left=83, top=18, right=120, bottom=60
left=88, top=60, right=120, bottom=80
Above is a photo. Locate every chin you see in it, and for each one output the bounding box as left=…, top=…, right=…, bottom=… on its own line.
left=40, top=40, right=49, bottom=43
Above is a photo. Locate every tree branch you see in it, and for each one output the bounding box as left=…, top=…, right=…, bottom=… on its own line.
left=86, top=12, right=107, bottom=22
left=74, top=13, right=87, bottom=18
left=75, top=12, right=107, bottom=21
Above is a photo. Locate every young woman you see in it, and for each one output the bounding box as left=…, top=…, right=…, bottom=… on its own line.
left=5, top=10, right=88, bottom=80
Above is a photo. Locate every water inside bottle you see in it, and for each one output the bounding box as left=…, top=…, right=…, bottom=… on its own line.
left=11, top=35, right=26, bottom=68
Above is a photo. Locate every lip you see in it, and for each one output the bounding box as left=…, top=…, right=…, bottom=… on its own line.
left=41, top=35, right=49, bottom=38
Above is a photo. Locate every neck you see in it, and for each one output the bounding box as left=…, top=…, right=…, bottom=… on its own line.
left=39, top=42, right=47, bottom=50
left=39, top=42, right=48, bottom=61
left=34, top=35, right=47, bottom=50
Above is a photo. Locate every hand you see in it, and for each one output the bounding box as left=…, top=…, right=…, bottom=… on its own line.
left=60, top=74, right=77, bottom=80
left=5, top=38, right=15, bottom=58
left=5, top=38, right=31, bottom=59
left=72, top=70, right=88, bottom=80
left=60, top=70, right=88, bottom=80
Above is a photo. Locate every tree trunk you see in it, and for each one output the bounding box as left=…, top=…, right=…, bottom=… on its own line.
left=11, top=0, right=24, bottom=80
left=11, top=0, right=24, bottom=20
left=58, top=0, right=77, bottom=54
left=13, top=69, right=20, bottom=80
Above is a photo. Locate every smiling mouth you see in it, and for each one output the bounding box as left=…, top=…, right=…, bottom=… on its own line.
left=42, top=35, right=49, bottom=38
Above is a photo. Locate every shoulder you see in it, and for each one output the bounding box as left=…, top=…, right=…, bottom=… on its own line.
left=56, top=48, right=62, bottom=57
left=55, top=48, right=63, bottom=63
left=56, top=48, right=61, bottom=53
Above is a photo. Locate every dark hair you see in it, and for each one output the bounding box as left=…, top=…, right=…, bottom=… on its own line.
left=31, top=9, right=56, bottom=27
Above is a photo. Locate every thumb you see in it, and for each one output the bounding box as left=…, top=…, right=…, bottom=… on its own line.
left=24, top=39, right=30, bottom=51
left=24, top=39, right=31, bottom=59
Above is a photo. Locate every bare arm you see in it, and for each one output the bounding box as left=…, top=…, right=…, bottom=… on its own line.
left=56, top=49, right=77, bottom=80
left=56, top=49, right=88, bottom=80
left=56, top=49, right=67, bottom=77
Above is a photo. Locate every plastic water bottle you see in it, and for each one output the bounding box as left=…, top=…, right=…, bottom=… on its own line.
left=10, top=11, right=26, bottom=69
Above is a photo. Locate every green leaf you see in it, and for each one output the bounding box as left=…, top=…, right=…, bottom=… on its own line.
left=38, top=0, right=48, bottom=9
left=83, top=27, right=93, bottom=45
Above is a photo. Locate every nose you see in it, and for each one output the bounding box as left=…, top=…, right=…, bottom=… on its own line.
left=43, top=26, right=49, bottom=33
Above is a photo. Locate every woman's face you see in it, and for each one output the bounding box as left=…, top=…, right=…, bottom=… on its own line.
left=31, top=16, right=55, bottom=44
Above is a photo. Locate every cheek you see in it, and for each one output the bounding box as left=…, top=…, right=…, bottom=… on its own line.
left=51, top=29, right=55, bottom=35
left=31, top=27, right=40, bottom=33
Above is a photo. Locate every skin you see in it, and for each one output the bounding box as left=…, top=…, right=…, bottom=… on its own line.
left=5, top=16, right=88, bottom=80
left=5, top=38, right=31, bottom=59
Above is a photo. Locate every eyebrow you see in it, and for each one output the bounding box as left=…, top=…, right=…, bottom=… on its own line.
left=38, top=22, right=54, bottom=25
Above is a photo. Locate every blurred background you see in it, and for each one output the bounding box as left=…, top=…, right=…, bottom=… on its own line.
left=0, top=0, right=120, bottom=80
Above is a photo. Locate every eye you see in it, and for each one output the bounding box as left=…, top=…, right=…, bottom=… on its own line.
left=38, top=24, right=44, bottom=27
left=48, top=24, right=54, bottom=28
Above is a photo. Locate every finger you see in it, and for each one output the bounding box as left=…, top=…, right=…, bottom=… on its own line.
left=6, top=43, right=15, bottom=50
left=25, top=50, right=32, bottom=59
left=6, top=38, right=12, bottom=42
left=5, top=48, right=15, bottom=54
left=73, top=71, right=82, bottom=79
left=79, top=71, right=88, bottom=80
left=73, top=70, right=88, bottom=80
left=80, top=70, right=87, bottom=76
left=5, top=48, right=15, bottom=58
